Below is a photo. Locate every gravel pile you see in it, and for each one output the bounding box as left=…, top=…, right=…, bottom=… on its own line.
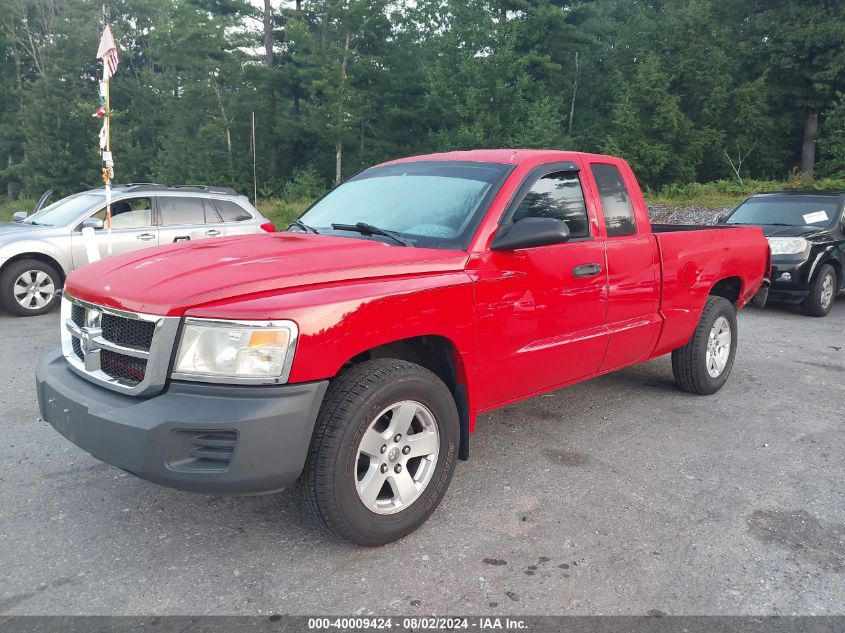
left=647, top=204, right=733, bottom=225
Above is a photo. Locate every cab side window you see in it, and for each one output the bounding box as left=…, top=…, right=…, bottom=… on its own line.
left=90, top=197, right=153, bottom=229
left=157, top=197, right=220, bottom=225
left=590, top=163, right=636, bottom=237
left=511, top=171, right=590, bottom=239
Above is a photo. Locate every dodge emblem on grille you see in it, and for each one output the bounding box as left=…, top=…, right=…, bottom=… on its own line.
left=80, top=308, right=102, bottom=372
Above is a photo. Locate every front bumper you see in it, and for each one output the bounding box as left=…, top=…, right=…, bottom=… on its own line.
left=36, top=349, right=328, bottom=495
left=768, top=259, right=812, bottom=304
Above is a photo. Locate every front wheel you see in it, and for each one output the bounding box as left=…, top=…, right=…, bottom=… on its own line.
left=801, top=263, right=837, bottom=317
left=298, top=359, right=460, bottom=546
left=672, top=296, right=738, bottom=395
left=0, top=259, right=61, bottom=316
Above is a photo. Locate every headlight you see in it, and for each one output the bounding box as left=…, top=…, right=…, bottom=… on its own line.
left=173, top=318, right=298, bottom=383
left=767, top=237, right=809, bottom=255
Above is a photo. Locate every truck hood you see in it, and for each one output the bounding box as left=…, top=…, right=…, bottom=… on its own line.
left=66, top=233, right=470, bottom=316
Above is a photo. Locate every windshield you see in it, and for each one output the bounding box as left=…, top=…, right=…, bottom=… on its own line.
left=23, top=192, right=104, bottom=227
left=296, top=161, right=512, bottom=249
left=726, top=196, right=841, bottom=228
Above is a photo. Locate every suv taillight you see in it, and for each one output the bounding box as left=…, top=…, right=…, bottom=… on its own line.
left=259, top=221, right=276, bottom=233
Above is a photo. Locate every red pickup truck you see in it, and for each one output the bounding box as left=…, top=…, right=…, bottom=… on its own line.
left=36, top=150, right=769, bottom=545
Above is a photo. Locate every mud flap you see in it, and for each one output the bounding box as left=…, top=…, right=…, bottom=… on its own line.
left=751, top=279, right=770, bottom=308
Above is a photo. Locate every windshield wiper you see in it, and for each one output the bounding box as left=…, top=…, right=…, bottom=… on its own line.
left=331, top=222, right=413, bottom=247
left=287, top=219, right=320, bottom=234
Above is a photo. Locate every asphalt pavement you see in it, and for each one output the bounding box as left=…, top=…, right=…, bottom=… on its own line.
left=0, top=298, right=843, bottom=616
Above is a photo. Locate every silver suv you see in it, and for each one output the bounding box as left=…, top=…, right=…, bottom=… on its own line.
left=0, top=184, right=275, bottom=316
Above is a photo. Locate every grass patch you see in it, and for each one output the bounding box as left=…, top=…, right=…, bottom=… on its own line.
left=644, top=176, right=845, bottom=208
left=0, top=198, right=36, bottom=223
left=257, top=198, right=313, bottom=229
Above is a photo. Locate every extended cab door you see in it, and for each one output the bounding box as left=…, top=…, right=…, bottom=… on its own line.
left=155, top=196, right=228, bottom=244
left=472, top=164, right=609, bottom=410
left=71, top=196, right=158, bottom=267
left=586, top=160, right=661, bottom=371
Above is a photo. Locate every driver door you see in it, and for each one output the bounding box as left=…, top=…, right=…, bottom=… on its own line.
left=70, top=196, right=158, bottom=267
left=472, top=167, right=609, bottom=410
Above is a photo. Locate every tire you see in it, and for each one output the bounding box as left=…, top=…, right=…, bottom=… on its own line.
left=801, top=263, right=837, bottom=317
left=298, top=359, right=460, bottom=546
left=672, top=296, right=738, bottom=395
left=0, top=259, right=61, bottom=317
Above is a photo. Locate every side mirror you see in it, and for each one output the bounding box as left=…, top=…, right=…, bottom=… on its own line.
left=81, top=217, right=104, bottom=230
left=491, top=217, right=571, bottom=251
left=716, top=214, right=728, bottom=224
left=12, top=211, right=27, bottom=222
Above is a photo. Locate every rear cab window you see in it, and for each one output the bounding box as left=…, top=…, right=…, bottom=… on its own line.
left=590, top=163, right=637, bottom=237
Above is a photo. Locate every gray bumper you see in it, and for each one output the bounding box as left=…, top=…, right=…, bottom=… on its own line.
left=36, top=349, right=328, bottom=495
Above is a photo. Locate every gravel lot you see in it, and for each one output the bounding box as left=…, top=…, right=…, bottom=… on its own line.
left=0, top=296, right=843, bottom=616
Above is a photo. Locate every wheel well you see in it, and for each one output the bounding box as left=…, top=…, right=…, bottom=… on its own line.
left=1, top=253, right=66, bottom=285
left=709, top=276, right=741, bottom=307
left=348, top=335, right=470, bottom=461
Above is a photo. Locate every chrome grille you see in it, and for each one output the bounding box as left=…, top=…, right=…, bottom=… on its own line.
left=101, top=349, right=148, bottom=386
left=60, top=294, right=180, bottom=396
left=102, top=313, right=156, bottom=350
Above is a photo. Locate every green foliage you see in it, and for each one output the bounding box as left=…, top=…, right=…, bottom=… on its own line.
left=646, top=175, right=845, bottom=208
left=1, top=0, right=844, bottom=203
left=0, top=198, right=37, bottom=223
left=257, top=198, right=313, bottom=228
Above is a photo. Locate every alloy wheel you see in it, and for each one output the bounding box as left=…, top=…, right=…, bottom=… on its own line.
left=355, top=400, right=440, bottom=515
left=13, top=270, right=56, bottom=310
left=706, top=315, right=731, bottom=378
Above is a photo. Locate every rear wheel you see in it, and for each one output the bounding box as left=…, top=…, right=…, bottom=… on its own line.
left=801, top=263, right=837, bottom=317
left=298, top=359, right=459, bottom=546
left=672, top=296, right=737, bottom=395
left=0, top=259, right=61, bottom=317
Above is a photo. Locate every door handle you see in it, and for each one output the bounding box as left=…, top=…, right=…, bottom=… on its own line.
left=572, top=263, right=602, bottom=278
left=136, top=233, right=155, bottom=241
left=204, top=229, right=221, bottom=237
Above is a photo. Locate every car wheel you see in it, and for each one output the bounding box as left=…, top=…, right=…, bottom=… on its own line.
left=672, top=296, right=737, bottom=395
left=298, top=359, right=460, bottom=546
left=801, top=263, right=837, bottom=317
left=0, top=259, right=62, bottom=317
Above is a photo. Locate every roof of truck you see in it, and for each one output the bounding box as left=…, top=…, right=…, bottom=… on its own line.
left=383, top=148, right=600, bottom=166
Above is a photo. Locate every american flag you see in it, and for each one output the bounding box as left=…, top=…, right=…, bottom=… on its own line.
left=96, top=24, right=119, bottom=79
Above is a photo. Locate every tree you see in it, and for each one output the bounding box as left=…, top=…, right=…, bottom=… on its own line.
left=744, top=0, right=845, bottom=174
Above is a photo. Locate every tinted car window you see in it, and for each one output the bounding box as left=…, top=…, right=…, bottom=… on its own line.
left=158, top=197, right=214, bottom=226
left=726, top=196, right=841, bottom=227
left=511, top=171, right=590, bottom=238
left=591, top=164, right=637, bottom=237
left=214, top=200, right=253, bottom=222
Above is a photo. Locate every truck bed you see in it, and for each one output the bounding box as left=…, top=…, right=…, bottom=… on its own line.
left=649, top=223, right=770, bottom=358
left=651, top=223, right=738, bottom=233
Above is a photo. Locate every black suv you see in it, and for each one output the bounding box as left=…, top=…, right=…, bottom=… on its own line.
left=721, top=191, right=844, bottom=317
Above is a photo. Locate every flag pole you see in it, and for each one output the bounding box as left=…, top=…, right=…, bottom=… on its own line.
left=103, top=6, right=112, bottom=257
